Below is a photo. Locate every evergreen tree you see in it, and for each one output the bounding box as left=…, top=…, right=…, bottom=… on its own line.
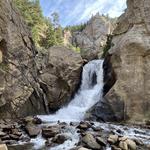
left=55, top=26, right=64, bottom=45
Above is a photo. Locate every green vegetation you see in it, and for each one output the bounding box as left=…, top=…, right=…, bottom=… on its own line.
left=13, top=0, right=64, bottom=48
left=65, top=23, right=87, bottom=32
left=102, top=34, right=113, bottom=58
left=68, top=44, right=81, bottom=53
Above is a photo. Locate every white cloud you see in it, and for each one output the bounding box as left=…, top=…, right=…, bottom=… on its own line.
left=107, top=0, right=127, bottom=17
left=41, top=0, right=127, bottom=26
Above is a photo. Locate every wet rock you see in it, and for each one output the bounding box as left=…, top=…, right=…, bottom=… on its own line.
left=45, top=139, right=52, bottom=147
left=119, top=141, right=128, bottom=150
left=111, top=145, right=122, bottom=150
left=1, top=135, right=10, bottom=141
left=116, top=129, right=123, bottom=134
left=11, top=129, right=22, bottom=137
left=0, top=144, right=8, bottom=150
left=133, top=138, right=143, bottom=146
left=70, top=122, right=78, bottom=126
left=9, top=134, right=20, bottom=141
left=3, top=140, right=17, bottom=145
left=108, top=134, right=118, bottom=144
left=82, top=133, right=101, bottom=149
left=20, top=135, right=30, bottom=142
left=52, top=133, right=69, bottom=144
left=96, top=137, right=106, bottom=146
left=92, top=126, right=102, bottom=132
left=59, top=122, right=68, bottom=129
left=145, top=120, right=150, bottom=126
left=32, top=117, right=42, bottom=125
left=8, top=143, right=34, bottom=150
left=118, top=136, right=128, bottom=141
left=25, top=125, right=41, bottom=138
left=78, top=147, right=91, bottom=150
left=42, top=126, right=59, bottom=138
left=23, top=116, right=33, bottom=124
left=126, top=139, right=136, bottom=150
left=1, top=124, right=13, bottom=132
left=77, top=122, right=91, bottom=130
left=0, top=131, right=6, bottom=137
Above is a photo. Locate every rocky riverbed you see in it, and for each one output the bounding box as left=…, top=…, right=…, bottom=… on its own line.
left=0, top=116, right=150, bottom=150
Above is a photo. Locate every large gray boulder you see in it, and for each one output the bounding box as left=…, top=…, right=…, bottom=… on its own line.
left=39, top=46, right=83, bottom=110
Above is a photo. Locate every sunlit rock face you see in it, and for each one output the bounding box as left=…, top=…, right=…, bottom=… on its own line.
left=0, top=0, right=45, bottom=118
left=72, top=13, right=114, bottom=61
left=104, top=0, right=150, bottom=123
left=0, top=0, right=83, bottom=118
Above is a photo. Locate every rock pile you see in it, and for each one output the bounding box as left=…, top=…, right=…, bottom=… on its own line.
left=0, top=118, right=149, bottom=150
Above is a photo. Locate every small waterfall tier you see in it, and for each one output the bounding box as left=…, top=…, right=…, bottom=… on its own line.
left=39, top=59, right=104, bottom=122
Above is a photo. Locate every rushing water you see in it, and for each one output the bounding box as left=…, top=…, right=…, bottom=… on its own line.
left=32, top=60, right=104, bottom=150
left=38, top=59, right=104, bottom=122
left=31, top=59, right=150, bottom=150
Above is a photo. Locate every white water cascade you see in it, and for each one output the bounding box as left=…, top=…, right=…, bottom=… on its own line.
left=31, top=59, right=150, bottom=150
left=38, top=59, right=104, bottom=122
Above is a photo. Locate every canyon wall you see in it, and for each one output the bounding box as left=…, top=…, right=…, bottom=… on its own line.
left=72, top=13, right=114, bottom=60
left=0, top=0, right=83, bottom=118
left=104, top=0, right=150, bottom=123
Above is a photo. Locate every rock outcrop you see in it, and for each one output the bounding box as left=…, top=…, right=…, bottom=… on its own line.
left=103, top=0, right=150, bottom=123
left=0, top=0, right=43, bottom=118
left=72, top=13, right=113, bottom=60
left=0, top=0, right=83, bottom=118
left=38, top=46, right=83, bottom=110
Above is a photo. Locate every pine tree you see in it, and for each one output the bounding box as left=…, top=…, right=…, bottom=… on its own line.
left=55, top=26, right=64, bottom=45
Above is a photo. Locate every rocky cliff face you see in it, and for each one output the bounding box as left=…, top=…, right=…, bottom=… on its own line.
left=0, top=0, right=42, bottom=118
left=72, top=13, right=113, bottom=60
left=0, top=0, right=83, bottom=118
left=103, top=0, right=150, bottom=123
left=37, top=46, right=83, bottom=111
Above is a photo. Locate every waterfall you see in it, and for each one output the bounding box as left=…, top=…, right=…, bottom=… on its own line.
left=38, top=59, right=104, bottom=122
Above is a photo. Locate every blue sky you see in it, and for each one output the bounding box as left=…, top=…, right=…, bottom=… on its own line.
left=40, top=0, right=127, bottom=27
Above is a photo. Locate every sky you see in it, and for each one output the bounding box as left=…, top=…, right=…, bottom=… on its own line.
left=40, top=0, right=127, bottom=27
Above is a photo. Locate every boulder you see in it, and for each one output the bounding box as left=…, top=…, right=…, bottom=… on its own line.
left=126, top=139, right=137, bottom=150
left=52, top=133, right=69, bottom=144
left=9, top=134, right=20, bottom=141
left=82, top=133, right=101, bottom=149
left=108, top=134, right=118, bottom=144
left=119, top=141, right=128, bottom=150
left=96, top=137, right=106, bottom=146
left=0, top=144, right=8, bottom=150
left=118, top=136, right=128, bottom=141
left=7, top=143, right=34, bottom=150
left=111, top=145, right=122, bottom=150
left=25, top=125, right=40, bottom=138
left=0, top=131, right=6, bottom=137
left=77, top=122, right=91, bottom=130
left=42, top=126, right=60, bottom=138
left=39, top=46, right=83, bottom=110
